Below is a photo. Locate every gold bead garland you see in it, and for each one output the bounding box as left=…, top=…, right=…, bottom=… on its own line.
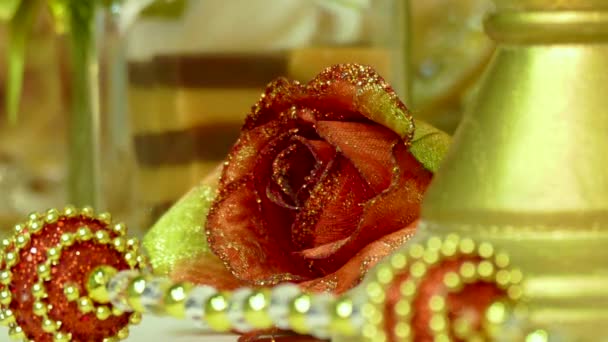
left=0, top=208, right=548, bottom=341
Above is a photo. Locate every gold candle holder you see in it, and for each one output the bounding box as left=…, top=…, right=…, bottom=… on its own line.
left=420, top=0, right=608, bottom=339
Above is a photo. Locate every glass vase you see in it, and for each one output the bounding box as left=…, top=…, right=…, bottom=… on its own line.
left=0, top=3, right=136, bottom=236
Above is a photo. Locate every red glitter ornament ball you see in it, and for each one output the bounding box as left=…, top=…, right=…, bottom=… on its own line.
left=364, top=236, right=524, bottom=342
left=0, top=208, right=140, bottom=342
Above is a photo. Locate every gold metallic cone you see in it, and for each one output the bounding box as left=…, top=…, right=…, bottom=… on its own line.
left=420, top=0, right=608, bottom=339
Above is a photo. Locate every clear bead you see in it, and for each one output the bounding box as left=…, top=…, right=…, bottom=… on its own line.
left=140, top=278, right=170, bottom=312
left=227, top=287, right=254, bottom=333
left=268, top=283, right=301, bottom=330
left=108, top=270, right=139, bottom=312
left=184, top=285, right=218, bottom=329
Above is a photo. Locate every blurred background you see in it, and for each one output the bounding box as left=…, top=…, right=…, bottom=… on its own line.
left=0, top=0, right=494, bottom=236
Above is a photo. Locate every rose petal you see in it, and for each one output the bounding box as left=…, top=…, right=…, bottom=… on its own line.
left=222, top=120, right=289, bottom=188
left=271, top=140, right=319, bottom=204
left=301, top=64, right=415, bottom=141
left=207, top=177, right=311, bottom=282
left=290, top=155, right=374, bottom=258
left=302, top=143, right=432, bottom=271
left=244, top=78, right=304, bottom=130
left=316, top=121, right=399, bottom=193
left=300, top=223, right=417, bottom=294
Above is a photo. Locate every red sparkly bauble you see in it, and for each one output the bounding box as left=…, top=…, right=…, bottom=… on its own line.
left=364, top=236, right=523, bottom=342
left=0, top=209, right=138, bottom=342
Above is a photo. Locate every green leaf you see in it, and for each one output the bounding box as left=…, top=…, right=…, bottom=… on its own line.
left=6, top=0, right=38, bottom=125
left=410, top=120, right=451, bottom=173
left=143, top=183, right=217, bottom=276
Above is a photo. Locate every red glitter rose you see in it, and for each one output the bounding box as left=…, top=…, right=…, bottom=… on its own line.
left=202, top=64, right=442, bottom=293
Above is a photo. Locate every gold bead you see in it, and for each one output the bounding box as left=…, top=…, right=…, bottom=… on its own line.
left=42, top=318, right=58, bottom=333
left=0, top=270, right=11, bottom=285
left=164, top=282, right=192, bottom=319
left=28, top=220, right=43, bottom=234
left=454, top=316, right=474, bottom=339
left=86, top=266, right=117, bottom=304
left=81, top=207, right=95, bottom=218
left=76, top=227, right=93, bottom=241
left=0, top=289, right=11, bottom=305
left=1, top=239, right=11, bottom=250
left=426, top=236, right=443, bottom=251
left=64, top=283, right=80, bottom=302
left=330, top=296, right=356, bottom=336
left=459, top=262, right=477, bottom=281
left=288, top=293, right=311, bottom=334
left=243, top=289, right=273, bottom=329
left=113, top=223, right=127, bottom=236
left=112, top=306, right=124, bottom=317
left=394, top=321, right=411, bottom=339
left=95, top=230, right=111, bottom=244
left=440, top=239, right=458, bottom=257
left=508, top=285, right=524, bottom=300
left=33, top=301, right=47, bottom=316
left=13, top=224, right=24, bottom=234
left=63, top=205, right=77, bottom=218
left=53, top=332, right=72, bottom=342
left=47, top=247, right=61, bottom=263
left=390, top=253, right=407, bottom=269
left=129, top=312, right=142, bottom=325
left=117, top=327, right=130, bottom=340
left=525, top=329, right=549, bottom=342
left=0, top=309, right=15, bottom=325
left=496, top=270, right=512, bottom=288
left=375, top=265, right=394, bottom=285
left=410, top=261, right=427, bottom=279
left=422, top=249, right=440, bottom=265
left=394, top=300, right=411, bottom=318
left=443, top=272, right=462, bottom=290
left=27, top=212, right=41, bottom=221
left=45, top=209, right=60, bottom=224
left=77, top=297, right=94, bottom=313
left=459, top=238, right=476, bottom=254
left=60, top=233, right=75, bottom=247
left=478, top=242, right=494, bottom=258
left=96, top=306, right=112, bottom=320
left=112, top=237, right=126, bottom=253
left=429, top=314, right=446, bottom=332
left=97, top=212, right=112, bottom=225
left=204, top=292, right=232, bottom=332
left=428, top=295, right=446, bottom=313
left=102, top=338, right=119, bottom=342
left=510, top=269, right=524, bottom=284
left=37, top=264, right=51, bottom=280
left=8, top=324, right=25, bottom=340
left=32, top=283, right=46, bottom=299
left=485, top=301, right=508, bottom=325
left=365, top=281, right=385, bottom=304
left=126, top=276, right=147, bottom=312
left=5, top=251, right=18, bottom=268
left=124, top=252, right=138, bottom=268
left=399, top=281, right=417, bottom=298
left=126, top=238, right=139, bottom=251
left=478, top=261, right=495, bottom=279
left=408, top=243, right=425, bottom=259
left=14, top=234, right=29, bottom=249
left=495, top=253, right=511, bottom=268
